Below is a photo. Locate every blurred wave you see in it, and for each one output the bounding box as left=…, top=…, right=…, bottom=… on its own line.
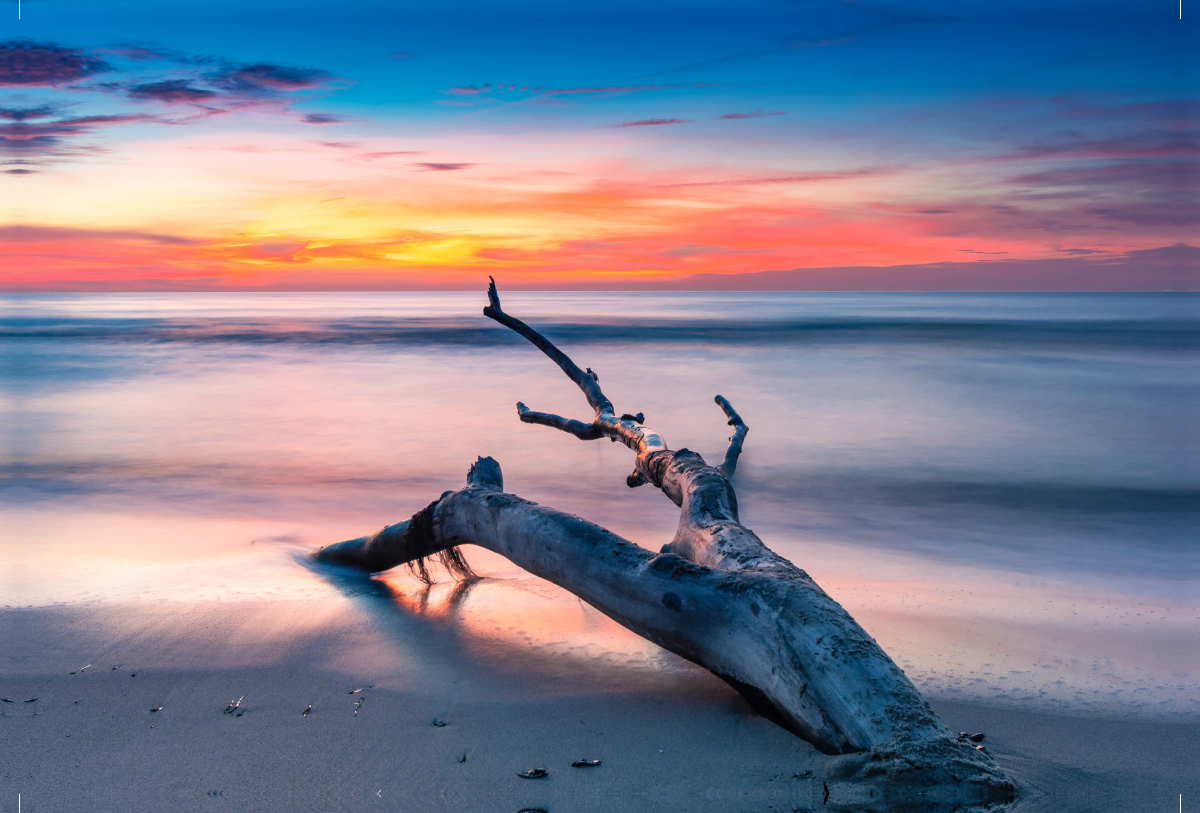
left=1, top=314, right=1196, bottom=350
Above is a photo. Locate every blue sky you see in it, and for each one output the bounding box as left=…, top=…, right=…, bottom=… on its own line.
left=0, top=0, right=1193, bottom=289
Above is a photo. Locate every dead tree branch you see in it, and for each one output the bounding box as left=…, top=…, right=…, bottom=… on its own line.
left=312, top=280, right=1014, bottom=805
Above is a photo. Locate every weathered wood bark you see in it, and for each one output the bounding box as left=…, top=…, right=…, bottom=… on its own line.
left=313, top=280, right=1014, bottom=804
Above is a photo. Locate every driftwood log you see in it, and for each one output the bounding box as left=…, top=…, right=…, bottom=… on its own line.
left=313, top=280, right=1014, bottom=806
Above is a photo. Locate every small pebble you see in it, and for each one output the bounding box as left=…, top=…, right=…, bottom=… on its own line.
left=458, top=754, right=467, bottom=764
left=517, top=809, right=548, bottom=813
left=969, top=733, right=985, bottom=742
left=517, top=768, right=548, bottom=779
left=432, top=719, right=447, bottom=727
left=975, top=745, right=986, bottom=751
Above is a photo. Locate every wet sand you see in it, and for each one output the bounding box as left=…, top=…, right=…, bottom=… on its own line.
left=2, top=597, right=1195, bottom=813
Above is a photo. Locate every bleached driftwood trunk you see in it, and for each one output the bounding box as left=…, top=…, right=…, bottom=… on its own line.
left=313, top=281, right=1014, bottom=804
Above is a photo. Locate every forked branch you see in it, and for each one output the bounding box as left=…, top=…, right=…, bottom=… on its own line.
left=484, top=278, right=745, bottom=487
left=715, top=394, right=748, bottom=478
left=311, top=280, right=1014, bottom=808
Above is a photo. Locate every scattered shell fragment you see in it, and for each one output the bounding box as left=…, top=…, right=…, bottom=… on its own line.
left=517, top=809, right=548, bottom=813
left=302, top=705, right=312, bottom=717
left=224, top=696, right=244, bottom=715
left=969, top=733, right=985, bottom=742
left=432, top=719, right=447, bottom=727
left=348, top=689, right=362, bottom=695
left=24, top=698, right=38, bottom=703
left=71, top=665, right=91, bottom=675
left=571, top=759, right=602, bottom=768
left=975, top=745, right=986, bottom=751
left=353, top=698, right=365, bottom=716
left=0, top=698, right=12, bottom=703
left=150, top=706, right=163, bottom=712
left=458, top=754, right=467, bottom=764
left=517, top=768, right=548, bottom=779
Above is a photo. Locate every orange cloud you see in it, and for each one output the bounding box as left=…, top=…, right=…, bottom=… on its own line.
left=0, top=128, right=1187, bottom=290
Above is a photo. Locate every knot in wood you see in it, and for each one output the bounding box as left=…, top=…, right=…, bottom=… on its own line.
left=640, top=449, right=676, bottom=489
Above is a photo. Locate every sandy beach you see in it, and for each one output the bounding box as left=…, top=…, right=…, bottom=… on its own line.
left=3, top=292, right=1195, bottom=811
left=3, top=589, right=1196, bottom=813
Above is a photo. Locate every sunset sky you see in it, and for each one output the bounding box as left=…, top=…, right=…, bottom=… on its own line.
left=0, top=0, right=1194, bottom=290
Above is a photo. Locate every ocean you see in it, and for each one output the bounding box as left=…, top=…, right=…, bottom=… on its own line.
left=2, top=291, right=1195, bottom=720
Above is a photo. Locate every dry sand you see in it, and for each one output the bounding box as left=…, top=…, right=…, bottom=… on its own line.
left=2, top=595, right=1196, bottom=813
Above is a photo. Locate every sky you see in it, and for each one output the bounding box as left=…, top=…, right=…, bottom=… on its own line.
left=0, top=0, right=1195, bottom=290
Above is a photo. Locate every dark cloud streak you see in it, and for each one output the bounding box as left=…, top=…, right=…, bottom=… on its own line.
left=0, top=40, right=111, bottom=86
left=0, top=225, right=197, bottom=244
left=0, top=37, right=348, bottom=161
left=658, top=168, right=887, bottom=187
left=715, top=110, right=786, bottom=120
left=127, top=79, right=217, bottom=103
left=414, top=162, right=474, bottom=171
left=606, top=118, right=691, bottom=128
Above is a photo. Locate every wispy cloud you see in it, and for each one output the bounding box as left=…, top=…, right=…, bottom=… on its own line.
left=127, top=80, right=217, bottom=103
left=0, top=224, right=197, bottom=244
left=301, top=113, right=345, bottom=124
left=208, top=63, right=332, bottom=95
left=0, top=103, right=63, bottom=120
left=0, top=40, right=111, bottom=86
left=658, top=168, right=886, bottom=187
left=1012, top=136, right=1199, bottom=160
left=1, top=112, right=156, bottom=158
left=414, top=162, right=474, bottom=171
left=543, top=83, right=717, bottom=96
left=606, top=118, right=691, bottom=128
left=659, top=243, right=726, bottom=257
left=443, top=82, right=716, bottom=98
left=0, top=37, right=349, bottom=162
left=715, top=110, right=786, bottom=120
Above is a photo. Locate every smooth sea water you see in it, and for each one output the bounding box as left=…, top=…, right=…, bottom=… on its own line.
left=2, top=292, right=1196, bottom=719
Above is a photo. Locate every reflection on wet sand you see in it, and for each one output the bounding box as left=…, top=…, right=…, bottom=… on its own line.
left=319, top=562, right=721, bottom=698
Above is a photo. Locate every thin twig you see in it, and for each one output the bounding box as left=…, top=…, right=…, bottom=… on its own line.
left=714, top=395, right=749, bottom=478
left=484, top=277, right=612, bottom=415
left=484, top=278, right=665, bottom=460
